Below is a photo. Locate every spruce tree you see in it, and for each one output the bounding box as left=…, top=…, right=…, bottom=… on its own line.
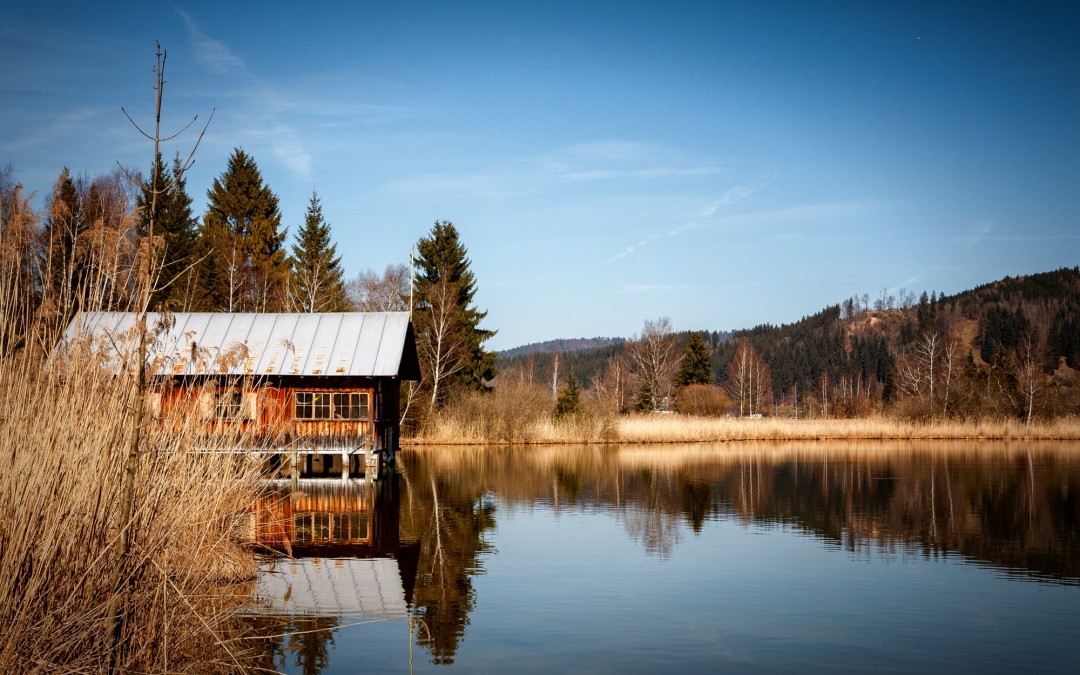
left=674, top=332, right=713, bottom=387
left=415, top=221, right=496, bottom=395
left=199, top=148, right=287, bottom=311
left=289, top=191, right=348, bottom=312
left=553, top=372, right=583, bottom=420
left=138, top=153, right=199, bottom=310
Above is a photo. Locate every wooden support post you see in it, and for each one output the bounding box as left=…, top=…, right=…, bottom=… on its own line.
left=291, top=440, right=299, bottom=492
left=341, top=449, right=350, bottom=481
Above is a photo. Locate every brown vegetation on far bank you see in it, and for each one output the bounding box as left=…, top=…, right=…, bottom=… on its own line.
left=406, top=385, right=1080, bottom=446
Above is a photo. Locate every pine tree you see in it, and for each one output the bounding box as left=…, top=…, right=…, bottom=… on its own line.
left=674, top=332, right=713, bottom=387
left=198, top=148, right=287, bottom=311
left=289, top=191, right=348, bottom=312
left=415, top=221, right=496, bottom=397
left=138, top=153, right=199, bottom=310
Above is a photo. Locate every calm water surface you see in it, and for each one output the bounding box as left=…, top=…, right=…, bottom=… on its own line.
left=245, top=442, right=1080, bottom=673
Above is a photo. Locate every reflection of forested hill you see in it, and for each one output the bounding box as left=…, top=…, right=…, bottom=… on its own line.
left=389, top=444, right=1080, bottom=666
left=402, top=445, right=1080, bottom=585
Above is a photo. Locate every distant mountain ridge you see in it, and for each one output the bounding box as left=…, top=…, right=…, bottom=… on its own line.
left=498, top=337, right=625, bottom=359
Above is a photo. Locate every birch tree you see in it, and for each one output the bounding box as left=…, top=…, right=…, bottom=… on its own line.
left=627, top=317, right=677, bottom=412
left=419, top=273, right=466, bottom=410
left=725, top=338, right=768, bottom=416
left=1014, top=334, right=1044, bottom=423
left=594, top=354, right=628, bottom=414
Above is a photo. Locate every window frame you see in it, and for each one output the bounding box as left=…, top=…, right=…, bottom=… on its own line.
left=294, top=390, right=370, bottom=421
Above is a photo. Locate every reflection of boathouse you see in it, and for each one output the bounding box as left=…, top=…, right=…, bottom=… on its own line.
left=249, top=479, right=420, bottom=621
left=63, top=311, right=420, bottom=471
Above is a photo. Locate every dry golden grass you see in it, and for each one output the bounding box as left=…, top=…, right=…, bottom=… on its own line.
left=407, top=410, right=1080, bottom=446
left=613, top=414, right=1080, bottom=443
left=610, top=439, right=1080, bottom=469
left=0, top=338, right=266, bottom=672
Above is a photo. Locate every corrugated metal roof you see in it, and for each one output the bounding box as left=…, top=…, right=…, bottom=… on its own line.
left=63, top=311, right=419, bottom=379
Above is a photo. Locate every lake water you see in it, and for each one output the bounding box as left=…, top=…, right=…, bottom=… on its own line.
left=244, top=442, right=1080, bottom=673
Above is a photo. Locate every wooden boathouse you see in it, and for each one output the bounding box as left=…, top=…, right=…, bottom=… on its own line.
left=63, top=311, right=421, bottom=475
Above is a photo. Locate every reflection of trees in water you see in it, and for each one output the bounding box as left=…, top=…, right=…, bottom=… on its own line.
left=402, top=445, right=1080, bottom=585
left=400, top=462, right=496, bottom=665
left=618, top=469, right=682, bottom=558
left=390, top=444, right=1079, bottom=668
left=246, top=615, right=338, bottom=675
left=744, top=448, right=1080, bottom=582
left=680, top=480, right=713, bottom=533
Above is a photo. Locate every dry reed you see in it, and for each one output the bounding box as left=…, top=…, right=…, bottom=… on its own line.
left=408, top=407, right=1080, bottom=446
left=0, top=336, right=266, bottom=672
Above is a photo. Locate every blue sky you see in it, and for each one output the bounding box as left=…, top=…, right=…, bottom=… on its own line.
left=2, top=2, right=1077, bottom=350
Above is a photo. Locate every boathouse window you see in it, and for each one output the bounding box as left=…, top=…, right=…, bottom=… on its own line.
left=205, top=389, right=256, bottom=420
left=216, top=391, right=243, bottom=419
left=294, top=391, right=370, bottom=420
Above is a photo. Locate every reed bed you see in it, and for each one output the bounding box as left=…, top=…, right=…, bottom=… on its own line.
left=613, top=414, right=1080, bottom=443
left=407, top=409, right=1080, bottom=446
left=611, top=439, right=1080, bottom=469
left=0, top=338, right=266, bottom=673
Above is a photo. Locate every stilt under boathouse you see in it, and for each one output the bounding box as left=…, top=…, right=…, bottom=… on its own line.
left=63, top=311, right=421, bottom=477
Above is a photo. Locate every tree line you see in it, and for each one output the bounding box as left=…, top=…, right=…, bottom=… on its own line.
left=0, top=153, right=497, bottom=425
left=499, top=268, right=1080, bottom=422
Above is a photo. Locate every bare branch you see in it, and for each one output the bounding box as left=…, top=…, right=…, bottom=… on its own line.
left=120, top=106, right=155, bottom=141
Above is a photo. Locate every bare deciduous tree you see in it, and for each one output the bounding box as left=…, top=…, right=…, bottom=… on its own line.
left=725, top=338, right=770, bottom=416
left=107, top=43, right=212, bottom=668
left=940, top=335, right=961, bottom=417
left=419, top=272, right=466, bottom=410
left=347, top=263, right=410, bottom=311
left=627, top=317, right=677, bottom=412
left=897, top=332, right=939, bottom=403
left=1014, top=334, right=1044, bottom=424
left=594, top=354, right=628, bottom=414
left=0, top=173, right=41, bottom=353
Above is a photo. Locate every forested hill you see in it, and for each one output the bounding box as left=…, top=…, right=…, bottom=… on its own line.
left=498, top=267, right=1080, bottom=417
left=499, top=337, right=625, bottom=359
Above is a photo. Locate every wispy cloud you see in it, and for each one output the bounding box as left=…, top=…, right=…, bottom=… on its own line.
left=386, top=172, right=517, bottom=201
left=0, top=107, right=100, bottom=155
left=389, top=139, right=726, bottom=201
left=178, top=9, right=313, bottom=180
left=562, top=166, right=721, bottom=182
left=712, top=200, right=875, bottom=229
left=891, top=275, right=922, bottom=293
left=624, top=283, right=702, bottom=293
left=178, top=9, right=246, bottom=75
left=545, top=141, right=726, bottom=184
left=255, top=123, right=312, bottom=176
left=964, top=221, right=992, bottom=249
left=601, top=177, right=773, bottom=265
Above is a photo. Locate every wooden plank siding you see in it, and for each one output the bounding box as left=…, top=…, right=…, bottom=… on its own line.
left=155, top=375, right=400, bottom=452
